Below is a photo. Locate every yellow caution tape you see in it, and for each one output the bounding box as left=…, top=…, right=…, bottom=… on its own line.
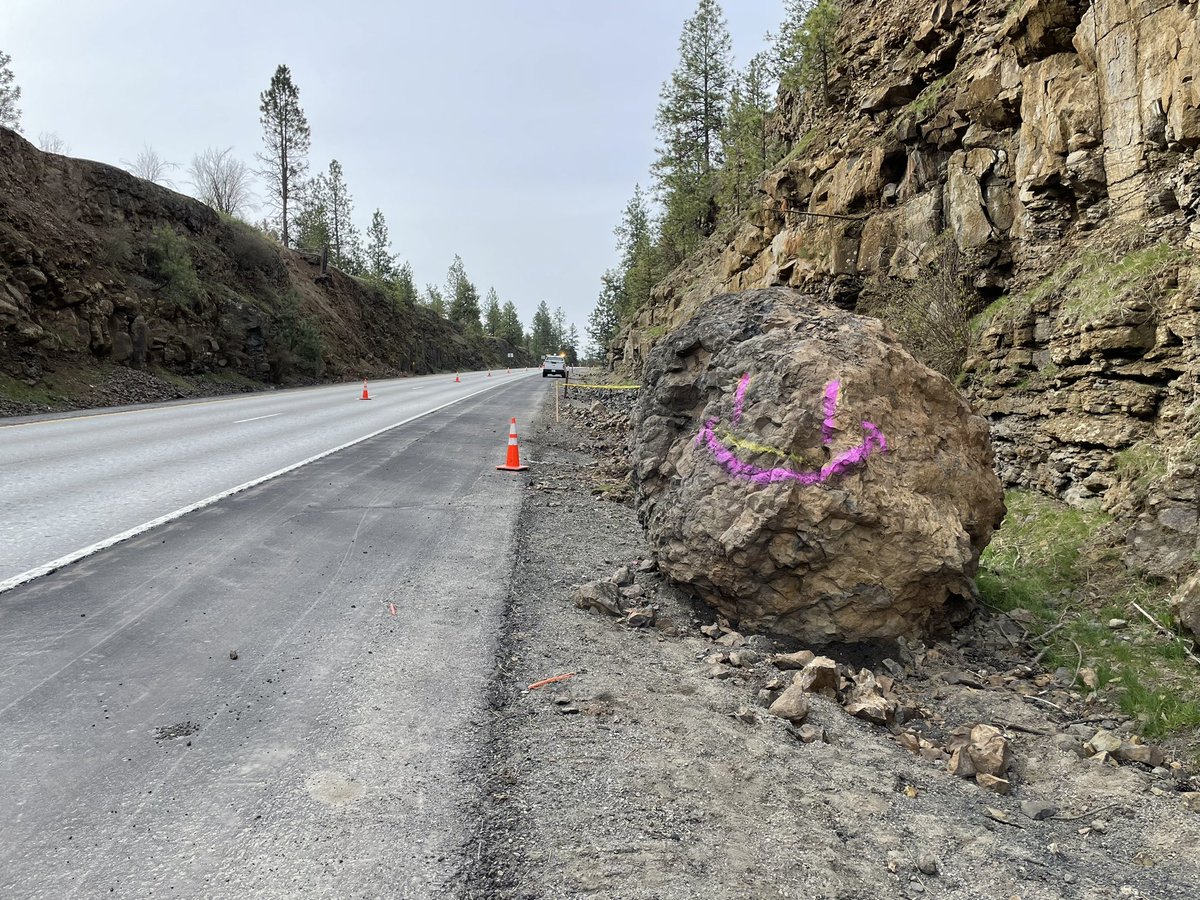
left=563, top=383, right=641, bottom=390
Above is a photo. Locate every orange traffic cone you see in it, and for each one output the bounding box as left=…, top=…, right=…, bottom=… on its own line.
left=455, top=373, right=461, bottom=383
left=496, top=417, right=529, bottom=472
left=361, top=378, right=371, bottom=400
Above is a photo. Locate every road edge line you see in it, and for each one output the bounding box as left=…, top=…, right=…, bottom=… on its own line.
left=0, top=379, right=526, bottom=596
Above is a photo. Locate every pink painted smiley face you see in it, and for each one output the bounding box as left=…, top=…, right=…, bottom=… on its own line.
left=696, top=374, right=888, bottom=486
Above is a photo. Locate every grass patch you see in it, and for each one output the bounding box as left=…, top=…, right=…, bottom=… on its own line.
left=980, top=490, right=1200, bottom=739
left=779, top=127, right=824, bottom=166
left=974, top=242, right=1192, bottom=333
left=0, top=372, right=59, bottom=407
left=1113, top=442, right=1169, bottom=493
left=909, top=75, right=949, bottom=119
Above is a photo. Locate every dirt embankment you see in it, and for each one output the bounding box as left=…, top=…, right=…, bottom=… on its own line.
left=0, top=126, right=530, bottom=413
left=462, top=389, right=1200, bottom=900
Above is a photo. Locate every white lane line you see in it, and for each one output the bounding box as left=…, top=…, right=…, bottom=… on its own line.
left=233, top=413, right=282, bottom=424
left=0, top=380, right=523, bottom=596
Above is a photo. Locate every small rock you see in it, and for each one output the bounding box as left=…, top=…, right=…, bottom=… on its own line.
left=1107, top=618, right=1128, bottom=629
left=1116, top=741, right=1154, bottom=766
left=229, top=649, right=238, bottom=660
left=1020, top=800, right=1058, bottom=821
left=1090, top=819, right=1108, bottom=834
left=796, top=656, right=841, bottom=697
left=1183, top=793, right=1200, bottom=813
left=609, top=566, right=634, bottom=587
left=728, top=649, right=761, bottom=667
left=700, top=622, right=722, bottom=638
left=1085, top=729, right=1122, bottom=756
left=559, top=705, right=580, bottom=715
left=773, top=649, right=816, bottom=670
left=1050, top=733, right=1083, bottom=756
left=916, top=852, right=939, bottom=876
left=976, top=773, right=1011, bottom=795
left=714, top=631, right=746, bottom=649
left=732, top=705, right=758, bottom=725
left=619, top=583, right=646, bottom=599
left=623, top=606, right=657, bottom=628
left=768, top=684, right=811, bottom=724
left=881, top=658, right=905, bottom=678
left=947, top=747, right=975, bottom=778
left=845, top=693, right=895, bottom=725
left=572, top=581, right=624, bottom=617
left=637, top=558, right=656, bottom=573
left=795, top=723, right=825, bottom=744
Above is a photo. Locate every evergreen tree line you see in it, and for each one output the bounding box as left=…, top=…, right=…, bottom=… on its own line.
left=587, top=0, right=841, bottom=359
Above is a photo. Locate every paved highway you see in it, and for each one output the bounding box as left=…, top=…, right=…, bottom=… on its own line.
left=0, top=373, right=544, bottom=897
left=0, top=368, right=535, bottom=590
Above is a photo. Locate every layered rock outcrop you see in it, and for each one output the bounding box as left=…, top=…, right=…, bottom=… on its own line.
left=632, top=288, right=1005, bottom=644
left=617, top=0, right=1200, bottom=578
left=0, top=127, right=529, bottom=397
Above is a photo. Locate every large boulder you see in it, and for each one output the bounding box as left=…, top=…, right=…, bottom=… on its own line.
left=632, top=288, right=1005, bottom=644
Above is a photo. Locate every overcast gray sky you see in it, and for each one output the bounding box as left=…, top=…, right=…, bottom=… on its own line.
left=5, top=0, right=783, bottom=337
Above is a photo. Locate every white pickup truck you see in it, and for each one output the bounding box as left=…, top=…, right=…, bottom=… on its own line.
left=542, top=355, right=568, bottom=379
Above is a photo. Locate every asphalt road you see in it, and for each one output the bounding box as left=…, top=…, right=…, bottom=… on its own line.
left=0, top=375, right=544, bottom=898
left=0, top=368, right=535, bottom=590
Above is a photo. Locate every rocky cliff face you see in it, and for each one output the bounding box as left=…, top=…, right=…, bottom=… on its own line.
left=0, top=127, right=529, bottom=405
left=620, top=0, right=1199, bottom=578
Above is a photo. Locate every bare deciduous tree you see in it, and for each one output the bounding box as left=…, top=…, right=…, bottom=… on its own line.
left=188, top=146, right=254, bottom=217
left=123, top=144, right=177, bottom=186
left=37, top=131, right=69, bottom=154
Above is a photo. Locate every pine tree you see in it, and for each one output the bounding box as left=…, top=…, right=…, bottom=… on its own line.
left=614, top=185, right=660, bottom=316
left=0, top=51, right=21, bottom=131
left=483, top=288, right=502, bottom=337
left=365, top=209, right=396, bottom=280
left=293, top=172, right=330, bottom=251
left=775, top=0, right=840, bottom=107
left=325, top=160, right=355, bottom=269
left=551, top=307, right=568, bottom=353
left=564, top=324, right=581, bottom=366
left=423, top=284, right=446, bottom=317
left=529, top=302, right=555, bottom=358
left=499, top=301, right=524, bottom=346
left=587, top=270, right=625, bottom=358
left=391, top=262, right=418, bottom=305
left=256, top=64, right=310, bottom=247
left=445, top=255, right=482, bottom=333
left=341, top=224, right=367, bottom=276
left=654, top=0, right=733, bottom=261
left=719, top=52, right=779, bottom=218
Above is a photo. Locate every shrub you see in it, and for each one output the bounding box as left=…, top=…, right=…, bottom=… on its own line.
left=144, top=225, right=201, bottom=306
left=860, top=236, right=980, bottom=379
left=224, top=219, right=282, bottom=279
left=271, top=292, right=324, bottom=377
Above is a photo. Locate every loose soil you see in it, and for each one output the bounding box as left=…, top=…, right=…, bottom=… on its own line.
left=462, top=388, right=1200, bottom=900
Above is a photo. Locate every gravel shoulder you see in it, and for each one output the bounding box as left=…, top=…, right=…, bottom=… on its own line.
left=463, top=388, right=1200, bottom=900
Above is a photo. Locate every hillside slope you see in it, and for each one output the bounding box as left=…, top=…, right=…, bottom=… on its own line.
left=0, top=127, right=530, bottom=411
left=619, top=0, right=1198, bottom=579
